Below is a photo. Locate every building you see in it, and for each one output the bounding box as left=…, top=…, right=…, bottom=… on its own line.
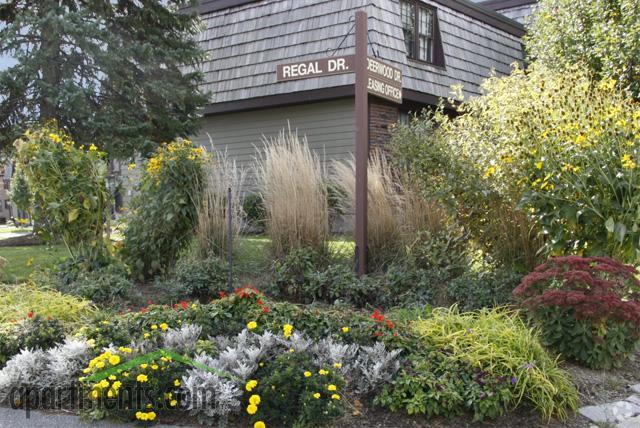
left=185, top=0, right=526, bottom=173
left=477, top=0, right=537, bottom=24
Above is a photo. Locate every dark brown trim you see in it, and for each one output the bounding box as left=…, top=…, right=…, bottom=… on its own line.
left=479, top=0, right=537, bottom=11
left=183, top=0, right=525, bottom=38
left=201, top=84, right=463, bottom=117
left=401, top=1, right=446, bottom=68
left=202, top=85, right=355, bottom=116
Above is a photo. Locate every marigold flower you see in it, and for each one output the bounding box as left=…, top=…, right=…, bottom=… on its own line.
left=89, top=144, right=98, bottom=151
left=90, top=390, right=99, bottom=399
left=247, top=404, right=258, bottom=415
left=304, top=371, right=312, bottom=378
left=95, top=361, right=105, bottom=369
left=327, top=384, right=337, bottom=391
left=174, top=379, right=181, bottom=387
left=331, top=394, right=340, bottom=400
left=170, top=399, right=178, bottom=407
left=313, top=392, right=321, bottom=399
left=151, top=324, right=158, bottom=330
left=108, top=355, right=120, bottom=366
left=341, top=326, right=349, bottom=333
left=333, top=363, right=342, bottom=369
left=249, top=394, right=261, bottom=405
left=254, top=422, right=266, bottom=428
left=247, top=321, right=258, bottom=330
left=159, top=323, right=169, bottom=331
left=99, top=379, right=109, bottom=389
left=318, top=369, right=328, bottom=376
left=283, top=324, right=294, bottom=338
left=136, top=374, right=148, bottom=383
left=245, top=379, right=258, bottom=391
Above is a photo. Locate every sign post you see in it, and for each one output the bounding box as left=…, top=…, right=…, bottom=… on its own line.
left=275, top=10, right=402, bottom=276
left=354, top=10, right=369, bottom=276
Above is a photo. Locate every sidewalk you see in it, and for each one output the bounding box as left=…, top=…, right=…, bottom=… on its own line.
left=0, top=406, right=179, bottom=428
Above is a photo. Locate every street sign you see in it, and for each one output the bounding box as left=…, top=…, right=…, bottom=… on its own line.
left=276, top=55, right=355, bottom=82
left=366, top=56, right=402, bottom=104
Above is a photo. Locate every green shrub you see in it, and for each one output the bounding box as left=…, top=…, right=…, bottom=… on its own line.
left=0, top=330, right=19, bottom=367
left=413, top=307, right=578, bottom=421
left=270, top=247, right=323, bottom=301
left=13, top=124, right=111, bottom=259
left=156, top=253, right=229, bottom=302
left=250, top=352, right=346, bottom=427
left=122, top=139, right=207, bottom=279
left=375, top=348, right=514, bottom=421
left=17, top=315, right=65, bottom=350
left=514, top=256, right=640, bottom=369
left=243, top=193, right=265, bottom=228
left=447, top=268, right=521, bottom=311
left=405, top=228, right=468, bottom=277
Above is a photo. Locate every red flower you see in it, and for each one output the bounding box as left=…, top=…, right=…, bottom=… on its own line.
left=179, top=300, right=189, bottom=310
left=371, top=309, right=385, bottom=322
left=218, top=291, right=226, bottom=299
left=147, top=299, right=154, bottom=305
left=256, top=299, right=264, bottom=306
left=27, top=311, right=34, bottom=319
left=374, top=331, right=383, bottom=337
left=262, top=306, right=270, bottom=314
left=385, top=319, right=394, bottom=329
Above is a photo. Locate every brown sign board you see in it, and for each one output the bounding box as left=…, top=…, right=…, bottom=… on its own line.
left=277, top=55, right=355, bottom=82
left=366, top=56, right=402, bottom=104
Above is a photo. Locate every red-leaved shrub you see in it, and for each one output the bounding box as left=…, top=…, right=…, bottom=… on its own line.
left=513, top=256, right=640, bottom=368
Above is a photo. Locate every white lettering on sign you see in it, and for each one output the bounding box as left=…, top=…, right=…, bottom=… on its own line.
left=328, top=58, right=348, bottom=72
left=282, top=61, right=324, bottom=79
left=367, top=76, right=402, bottom=103
left=367, top=57, right=402, bottom=84
left=277, top=55, right=355, bottom=82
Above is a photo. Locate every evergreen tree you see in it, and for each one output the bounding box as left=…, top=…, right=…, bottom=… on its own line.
left=0, top=0, right=208, bottom=158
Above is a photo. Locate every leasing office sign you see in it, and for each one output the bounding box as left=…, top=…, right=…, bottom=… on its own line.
left=276, top=55, right=402, bottom=104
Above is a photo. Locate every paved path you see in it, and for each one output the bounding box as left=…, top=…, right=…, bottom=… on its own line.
left=0, top=406, right=179, bottom=428
left=579, top=384, right=640, bottom=427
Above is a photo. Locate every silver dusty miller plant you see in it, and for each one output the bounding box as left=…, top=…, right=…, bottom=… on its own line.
left=0, top=339, right=91, bottom=404
left=163, top=324, right=203, bottom=353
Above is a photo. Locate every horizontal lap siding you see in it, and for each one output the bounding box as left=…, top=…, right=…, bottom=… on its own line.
left=191, top=99, right=356, bottom=186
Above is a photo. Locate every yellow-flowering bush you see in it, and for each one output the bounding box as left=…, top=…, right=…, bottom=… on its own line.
left=13, top=124, right=111, bottom=259
left=447, top=65, right=640, bottom=260
left=122, top=139, right=208, bottom=279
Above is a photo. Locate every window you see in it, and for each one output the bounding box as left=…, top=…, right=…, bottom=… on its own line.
left=400, top=1, right=444, bottom=66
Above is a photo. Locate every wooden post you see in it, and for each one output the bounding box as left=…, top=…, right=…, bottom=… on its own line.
left=354, top=10, right=368, bottom=276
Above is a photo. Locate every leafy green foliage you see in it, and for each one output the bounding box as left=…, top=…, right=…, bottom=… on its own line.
left=413, top=307, right=578, bottom=421
left=155, top=253, right=229, bottom=302
left=375, top=349, right=514, bottom=421
left=122, top=139, right=207, bottom=280
left=8, top=167, right=31, bottom=212
left=0, top=0, right=208, bottom=158
left=447, top=268, right=521, bottom=311
left=527, top=0, right=640, bottom=98
left=13, top=125, right=111, bottom=259
left=242, top=193, right=266, bottom=228
left=250, top=352, right=346, bottom=427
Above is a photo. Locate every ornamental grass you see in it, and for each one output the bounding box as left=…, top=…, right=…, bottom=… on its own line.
left=414, top=306, right=578, bottom=421
left=0, top=283, right=94, bottom=327
left=255, top=127, right=329, bottom=258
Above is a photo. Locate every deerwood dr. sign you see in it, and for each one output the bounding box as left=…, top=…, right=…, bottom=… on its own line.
left=276, top=56, right=402, bottom=104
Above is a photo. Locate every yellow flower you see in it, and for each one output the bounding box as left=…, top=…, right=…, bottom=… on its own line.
left=303, top=371, right=312, bottom=378
left=247, top=404, right=258, bottom=415
left=144, top=333, right=151, bottom=339
left=254, top=422, right=266, bottom=428
left=108, top=375, right=117, bottom=381
left=622, top=154, right=636, bottom=170
left=123, top=372, right=129, bottom=377
left=95, top=361, right=105, bottom=369
left=83, top=368, right=91, bottom=374
left=318, top=369, right=328, bottom=376
left=249, top=394, right=261, bottom=405
left=151, top=324, right=158, bottom=330
left=327, top=384, right=337, bottom=391
left=26, top=257, right=34, bottom=267
left=174, top=379, right=181, bottom=387
left=118, top=347, right=132, bottom=354
left=283, top=324, right=294, bottom=338
left=148, top=412, right=156, bottom=421
left=90, top=390, right=99, bottom=399
left=333, top=363, right=342, bottom=369
left=136, top=374, right=148, bottom=383
left=151, top=364, right=159, bottom=370
left=99, top=379, right=110, bottom=389
left=247, top=321, right=258, bottom=330
left=48, top=133, right=62, bottom=143
left=112, top=381, right=122, bottom=390
left=331, top=394, right=341, bottom=400
left=288, top=348, right=295, bottom=353
left=341, top=326, right=349, bottom=333
left=483, top=165, right=496, bottom=178
left=108, top=355, right=120, bottom=366
left=127, top=163, right=136, bottom=171
left=159, top=323, right=169, bottom=331
left=107, top=389, right=115, bottom=398
left=170, top=399, right=178, bottom=407
left=89, top=144, right=98, bottom=151
left=140, top=364, right=148, bottom=369
left=313, top=392, right=321, bottom=399
left=245, top=380, right=258, bottom=392
left=535, top=161, right=543, bottom=170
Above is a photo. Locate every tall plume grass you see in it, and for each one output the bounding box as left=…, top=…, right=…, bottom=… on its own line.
left=255, top=127, right=328, bottom=258
left=195, top=148, right=246, bottom=259
left=332, top=150, right=403, bottom=269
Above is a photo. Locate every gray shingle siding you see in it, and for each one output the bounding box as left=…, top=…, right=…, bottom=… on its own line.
left=496, top=5, right=536, bottom=24
left=197, top=0, right=524, bottom=105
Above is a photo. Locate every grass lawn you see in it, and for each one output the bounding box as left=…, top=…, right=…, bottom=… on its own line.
left=0, top=244, right=68, bottom=283
left=0, top=226, right=32, bottom=234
